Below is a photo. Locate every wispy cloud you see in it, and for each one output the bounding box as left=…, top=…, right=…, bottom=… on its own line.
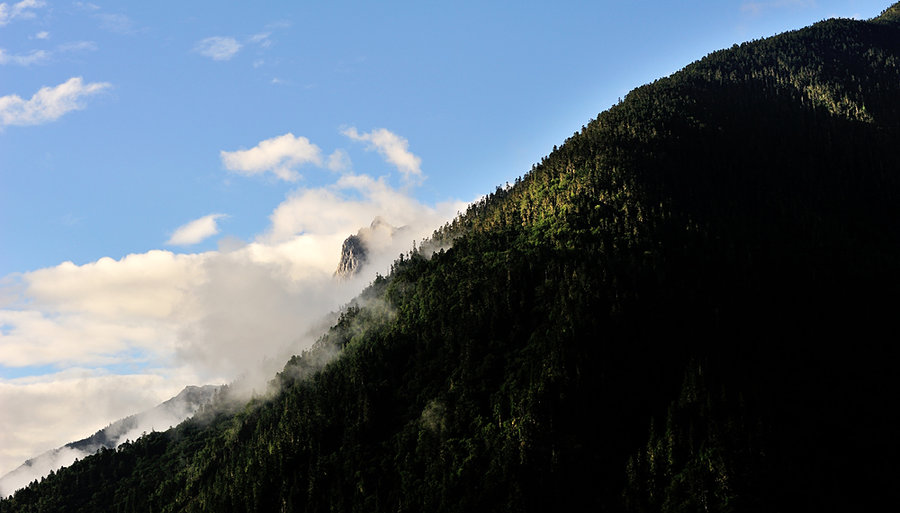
left=342, top=127, right=423, bottom=184
left=0, top=41, right=97, bottom=67
left=0, top=130, right=467, bottom=483
left=97, top=12, right=136, bottom=35
left=249, top=32, right=272, bottom=48
left=33, top=30, right=49, bottom=39
left=741, top=0, right=817, bottom=16
left=194, top=25, right=287, bottom=64
left=0, top=48, right=49, bottom=66
left=0, top=0, right=45, bottom=26
left=221, top=133, right=323, bottom=182
left=167, top=214, right=228, bottom=246
left=194, top=36, right=242, bottom=61
left=73, top=1, right=99, bottom=11
left=59, top=213, right=84, bottom=227
left=0, top=77, right=111, bottom=128
left=57, top=41, right=98, bottom=53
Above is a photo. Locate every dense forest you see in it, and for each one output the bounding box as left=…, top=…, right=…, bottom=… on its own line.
left=4, top=4, right=900, bottom=512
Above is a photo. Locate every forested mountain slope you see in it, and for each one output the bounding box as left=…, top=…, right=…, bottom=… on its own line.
left=4, top=5, right=900, bottom=512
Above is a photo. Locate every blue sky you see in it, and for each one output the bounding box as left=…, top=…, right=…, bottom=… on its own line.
left=1, top=0, right=888, bottom=275
left=0, top=0, right=892, bottom=487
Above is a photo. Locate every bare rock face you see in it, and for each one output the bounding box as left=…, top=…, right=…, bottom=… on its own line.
left=334, top=234, right=367, bottom=279
left=334, top=217, right=400, bottom=279
left=0, top=385, right=220, bottom=497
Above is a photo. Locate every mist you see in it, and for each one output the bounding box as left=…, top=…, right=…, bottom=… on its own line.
left=0, top=384, right=219, bottom=497
left=0, top=128, right=469, bottom=492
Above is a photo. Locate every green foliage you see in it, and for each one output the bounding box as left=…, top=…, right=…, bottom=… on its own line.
left=5, top=9, right=900, bottom=513
left=623, top=362, right=767, bottom=513
left=874, top=2, right=900, bottom=24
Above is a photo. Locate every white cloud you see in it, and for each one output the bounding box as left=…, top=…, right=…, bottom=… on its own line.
left=0, top=168, right=461, bottom=370
left=34, top=30, right=49, bottom=39
left=0, top=48, right=49, bottom=66
left=327, top=149, right=352, bottom=172
left=342, top=127, right=423, bottom=183
left=23, top=251, right=205, bottom=321
left=0, top=131, right=469, bottom=487
left=0, top=0, right=46, bottom=26
left=265, top=174, right=429, bottom=243
left=1, top=174, right=458, bottom=380
left=0, top=309, right=165, bottom=367
left=167, top=214, right=228, bottom=246
left=0, top=77, right=111, bottom=127
left=194, top=36, right=242, bottom=61
left=221, top=133, right=323, bottom=182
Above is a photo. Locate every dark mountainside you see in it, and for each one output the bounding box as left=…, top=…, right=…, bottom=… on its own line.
left=4, top=6, right=900, bottom=512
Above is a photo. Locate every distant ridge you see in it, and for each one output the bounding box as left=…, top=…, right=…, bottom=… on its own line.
left=0, top=385, right=219, bottom=497
left=874, top=1, right=900, bottom=23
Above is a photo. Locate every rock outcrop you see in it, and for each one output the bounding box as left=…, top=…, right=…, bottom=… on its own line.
left=334, top=217, right=400, bottom=279
left=334, top=234, right=367, bottom=279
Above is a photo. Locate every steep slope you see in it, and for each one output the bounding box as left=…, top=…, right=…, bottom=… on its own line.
left=4, top=6, right=900, bottom=512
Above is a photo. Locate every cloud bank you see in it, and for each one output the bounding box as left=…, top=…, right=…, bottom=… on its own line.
left=0, top=371, right=190, bottom=496
left=0, top=77, right=110, bottom=127
left=0, top=129, right=468, bottom=485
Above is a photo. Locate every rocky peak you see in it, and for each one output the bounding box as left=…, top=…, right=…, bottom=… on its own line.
left=334, top=234, right=367, bottom=279
left=334, top=217, right=401, bottom=279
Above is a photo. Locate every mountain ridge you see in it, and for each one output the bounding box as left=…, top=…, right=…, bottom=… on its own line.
left=3, top=7, right=899, bottom=512
left=0, top=385, right=220, bottom=498
left=874, top=1, right=900, bottom=23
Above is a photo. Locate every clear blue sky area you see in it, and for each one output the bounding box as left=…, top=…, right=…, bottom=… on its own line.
left=1, top=1, right=889, bottom=276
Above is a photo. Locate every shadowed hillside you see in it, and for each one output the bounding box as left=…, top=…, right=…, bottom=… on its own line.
left=3, top=4, right=900, bottom=512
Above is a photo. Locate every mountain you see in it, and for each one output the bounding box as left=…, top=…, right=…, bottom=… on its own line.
left=4, top=4, right=900, bottom=512
left=334, top=234, right=367, bottom=278
left=0, top=385, right=220, bottom=498
left=334, top=217, right=404, bottom=279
